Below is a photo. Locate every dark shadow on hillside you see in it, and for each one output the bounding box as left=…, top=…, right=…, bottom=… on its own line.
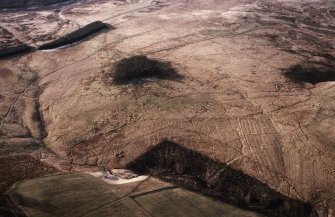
left=284, top=63, right=335, bottom=85
left=38, top=21, right=111, bottom=50
left=109, top=55, right=182, bottom=85
left=0, top=0, right=71, bottom=9
left=127, top=140, right=318, bottom=217
left=0, top=44, right=34, bottom=59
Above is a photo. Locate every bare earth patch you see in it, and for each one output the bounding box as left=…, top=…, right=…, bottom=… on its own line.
left=0, top=0, right=334, bottom=216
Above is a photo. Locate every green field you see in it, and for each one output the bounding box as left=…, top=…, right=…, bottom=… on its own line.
left=9, top=173, right=264, bottom=217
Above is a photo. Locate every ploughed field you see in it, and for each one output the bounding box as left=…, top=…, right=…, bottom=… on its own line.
left=0, top=0, right=334, bottom=216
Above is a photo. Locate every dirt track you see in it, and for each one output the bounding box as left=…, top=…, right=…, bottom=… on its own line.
left=0, top=0, right=334, bottom=216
